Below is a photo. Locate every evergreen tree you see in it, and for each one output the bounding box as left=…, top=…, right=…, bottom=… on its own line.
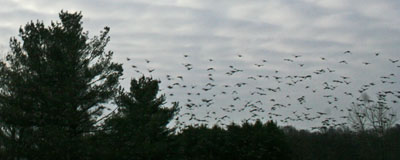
left=101, top=76, right=177, bottom=160
left=0, top=11, right=123, bottom=160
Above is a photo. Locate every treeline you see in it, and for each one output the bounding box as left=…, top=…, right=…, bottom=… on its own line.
left=91, top=119, right=291, bottom=160
left=0, top=11, right=399, bottom=160
left=171, top=124, right=400, bottom=160
left=284, top=125, right=400, bottom=160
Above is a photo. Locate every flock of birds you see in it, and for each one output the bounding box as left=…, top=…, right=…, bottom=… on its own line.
left=123, top=50, right=400, bottom=130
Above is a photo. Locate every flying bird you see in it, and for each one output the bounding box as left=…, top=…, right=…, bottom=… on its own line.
left=389, top=59, right=399, bottom=63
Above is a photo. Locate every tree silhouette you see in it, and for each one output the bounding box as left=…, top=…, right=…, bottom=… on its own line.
left=175, top=120, right=291, bottom=160
left=348, top=93, right=397, bottom=135
left=100, top=76, right=177, bottom=160
left=0, top=11, right=123, bottom=160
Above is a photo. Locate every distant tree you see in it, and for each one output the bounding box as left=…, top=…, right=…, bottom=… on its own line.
left=283, top=124, right=400, bottom=160
left=348, top=93, right=397, bottom=135
left=175, top=125, right=227, bottom=160
left=100, top=76, right=177, bottom=160
left=384, top=124, right=400, bottom=159
left=347, top=93, right=398, bottom=160
left=0, top=11, right=123, bottom=160
left=226, top=120, right=291, bottom=160
left=175, top=120, right=291, bottom=160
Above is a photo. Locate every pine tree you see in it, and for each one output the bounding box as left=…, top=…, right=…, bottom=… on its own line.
left=0, top=11, right=123, bottom=160
left=101, top=76, right=177, bottom=160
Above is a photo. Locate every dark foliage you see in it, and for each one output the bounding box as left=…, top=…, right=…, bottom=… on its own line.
left=175, top=120, right=291, bottom=160
left=97, top=76, right=178, bottom=160
left=0, top=11, right=122, bottom=160
left=283, top=125, right=400, bottom=160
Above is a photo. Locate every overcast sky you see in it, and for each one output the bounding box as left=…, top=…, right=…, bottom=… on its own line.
left=1, top=0, right=400, bottom=130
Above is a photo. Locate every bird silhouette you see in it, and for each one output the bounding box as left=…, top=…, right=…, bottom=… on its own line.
left=129, top=49, right=400, bottom=130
